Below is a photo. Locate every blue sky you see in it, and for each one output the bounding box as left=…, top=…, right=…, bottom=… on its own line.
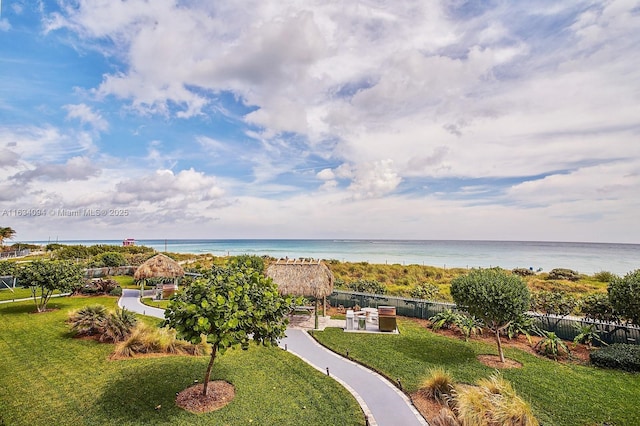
left=1, top=1, right=639, bottom=242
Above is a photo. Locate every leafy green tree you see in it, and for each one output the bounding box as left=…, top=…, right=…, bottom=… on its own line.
left=451, top=268, right=530, bottom=363
left=608, top=270, right=640, bottom=325
left=17, top=260, right=84, bottom=312
left=163, top=261, right=294, bottom=396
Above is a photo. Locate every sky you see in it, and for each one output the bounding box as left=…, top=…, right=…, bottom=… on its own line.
left=0, top=0, right=639, bottom=243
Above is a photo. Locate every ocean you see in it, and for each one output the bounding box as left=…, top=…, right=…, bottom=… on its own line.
left=31, top=239, right=640, bottom=276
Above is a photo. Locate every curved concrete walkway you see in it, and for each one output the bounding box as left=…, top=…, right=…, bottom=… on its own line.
left=119, top=289, right=428, bottom=426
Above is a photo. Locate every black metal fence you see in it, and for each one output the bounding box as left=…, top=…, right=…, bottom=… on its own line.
left=328, top=290, right=640, bottom=346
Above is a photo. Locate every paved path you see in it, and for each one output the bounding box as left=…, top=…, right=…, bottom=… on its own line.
left=118, top=290, right=428, bottom=426
left=119, top=289, right=165, bottom=319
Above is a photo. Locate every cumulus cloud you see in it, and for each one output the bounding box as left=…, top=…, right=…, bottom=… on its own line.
left=12, top=156, right=99, bottom=183
left=346, top=160, right=402, bottom=199
left=64, top=104, right=109, bottom=132
left=12, top=1, right=637, bottom=242
left=115, top=168, right=224, bottom=204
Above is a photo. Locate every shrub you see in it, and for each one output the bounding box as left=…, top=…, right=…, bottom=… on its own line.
left=573, top=323, right=607, bottom=349
left=589, top=343, right=640, bottom=372
left=534, top=331, right=571, bottom=360
left=608, top=269, right=640, bottom=325
left=410, top=282, right=441, bottom=300
left=346, top=279, right=387, bottom=295
left=90, top=252, right=127, bottom=267
left=504, top=313, right=541, bottom=343
left=456, top=314, right=483, bottom=341
left=580, top=293, right=620, bottom=323
left=0, top=260, right=16, bottom=276
left=109, top=286, right=122, bottom=296
left=547, top=268, right=581, bottom=281
left=418, top=368, right=455, bottom=403
left=429, top=309, right=462, bottom=331
left=512, top=268, right=535, bottom=277
left=593, top=270, right=618, bottom=283
left=531, top=290, right=579, bottom=317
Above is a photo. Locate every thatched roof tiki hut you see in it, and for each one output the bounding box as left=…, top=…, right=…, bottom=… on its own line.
left=266, top=259, right=334, bottom=329
left=134, top=253, right=185, bottom=299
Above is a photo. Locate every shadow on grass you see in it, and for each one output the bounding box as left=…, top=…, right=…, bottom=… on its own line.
left=0, top=303, right=38, bottom=315
left=94, top=357, right=219, bottom=424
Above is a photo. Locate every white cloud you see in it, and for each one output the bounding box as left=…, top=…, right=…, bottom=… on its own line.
left=347, top=160, right=402, bottom=199
left=64, top=104, right=109, bottom=132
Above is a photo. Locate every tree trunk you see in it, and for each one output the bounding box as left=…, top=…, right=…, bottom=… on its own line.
left=202, top=344, right=218, bottom=396
left=495, top=328, right=505, bottom=363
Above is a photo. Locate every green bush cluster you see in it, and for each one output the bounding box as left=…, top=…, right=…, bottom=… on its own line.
left=54, top=244, right=154, bottom=261
left=88, top=251, right=127, bottom=267
left=547, top=268, right=581, bottom=281
left=512, top=267, right=535, bottom=277
left=346, top=279, right=387, bottom=294
left=590, top=344, right=640, bottom=372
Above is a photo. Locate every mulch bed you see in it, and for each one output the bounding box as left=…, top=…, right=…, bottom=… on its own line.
left=176, top=381, right=235, bottom=413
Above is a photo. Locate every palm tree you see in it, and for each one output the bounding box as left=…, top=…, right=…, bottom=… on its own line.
left=0, top=227, right=16, bottom=247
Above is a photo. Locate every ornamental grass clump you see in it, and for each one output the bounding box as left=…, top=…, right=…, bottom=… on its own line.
left=113, top=323, right=208, bottom=358
left=419, top=368, right=455, bottom=404
left=454, top=372, right=539, bottom=426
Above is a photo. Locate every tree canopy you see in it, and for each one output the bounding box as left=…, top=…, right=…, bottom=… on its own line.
left=450, top=268, right=530, bottom=363
left=608, top=269, right=640, bottom=325
left=17, top=260, right=84, bottom=312
left=163, top=259, right=294, bottom=396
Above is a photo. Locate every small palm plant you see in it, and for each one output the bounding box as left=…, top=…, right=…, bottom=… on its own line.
left=534, top=331, right=571, bottom=360
left=456, top=314, right=484, bottom=341
left=573, top=323, right=607, bottom=349
left=99, top=307, right=137, bottom=343
left=68, top=304, right=108, bottom=337
left=429, top=309, right=462, bottom=331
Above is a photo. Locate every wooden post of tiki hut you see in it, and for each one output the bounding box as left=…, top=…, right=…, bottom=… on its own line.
left=133, top=253, right=185, bottom=300
left=266, top=259, right=334, bottom=330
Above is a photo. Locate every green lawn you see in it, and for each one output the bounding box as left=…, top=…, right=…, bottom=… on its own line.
left=0, top=297, right=364, bottom=426
left=312, top=320, right=640, bottom=426
left=141, top=297, right=170, bottom=309
left=0, top=287, right=64, bottom=302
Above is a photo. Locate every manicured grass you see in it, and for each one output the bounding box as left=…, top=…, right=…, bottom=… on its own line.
left=0, top=297, right=364, bottom=426
left=312, top=319, right=640, bottom=426
left=141, top=297, right=170, bottom=309
left=111, top=275, right=136, bottom=288
left=0, top=287, right=63, bottom=302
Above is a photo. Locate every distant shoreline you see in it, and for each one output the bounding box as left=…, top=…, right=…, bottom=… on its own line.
left=17, top=239, right=640, bottom=275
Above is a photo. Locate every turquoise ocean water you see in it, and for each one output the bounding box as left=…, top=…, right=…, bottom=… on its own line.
left=32, top=239, right=640, bottom=275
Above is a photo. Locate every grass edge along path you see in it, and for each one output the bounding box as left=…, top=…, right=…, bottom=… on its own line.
left=312, top=318, right=640, bottom=426
left=0, top=296, right=365, bottom=426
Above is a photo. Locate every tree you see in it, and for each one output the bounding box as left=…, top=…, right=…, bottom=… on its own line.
left=608, top=269, right=640, bottom=325
left=163, top=260, right=294, bottom=396
left=17, top=260, right=84, bottom=312
left=450, top=268, right=530, bottom=363
left=0, top=227, right=16, bottom=247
